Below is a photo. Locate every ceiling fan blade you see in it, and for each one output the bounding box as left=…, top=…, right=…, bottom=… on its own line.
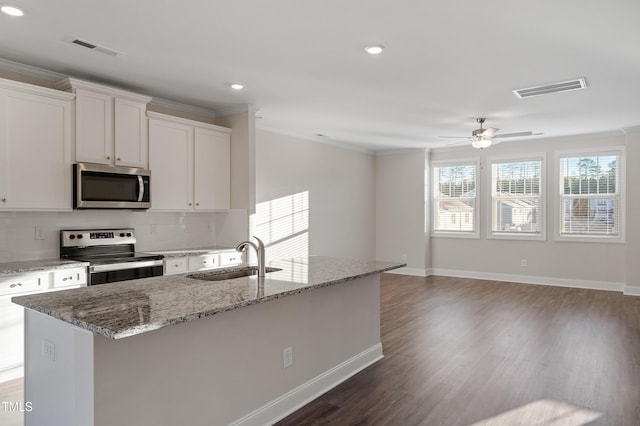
left=492, top=131, right=533, bottom=139
left=439, top=135, right=470, bottom=139
left=445, top=139, right=472, bottom=146
left=481, top=127, right=499, bottom=138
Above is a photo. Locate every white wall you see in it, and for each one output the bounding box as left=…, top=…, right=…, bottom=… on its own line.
left=255, top=130, right=376, bottom=261
left=376, top=132, right=633, bottom=291
left=375, top=150, right=429, bottom=274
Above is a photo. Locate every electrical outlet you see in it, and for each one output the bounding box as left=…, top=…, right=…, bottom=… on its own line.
left=283, top=346, right=293, bottom=369
left=401, top=253, right=408, bottom=262
left=521, top=259, right=527, bottom=267
left=34, top=226, right=45, bottom=240
left=42, top=340, right=55, bottom=361
left=150, top=224, right=156, bottom=234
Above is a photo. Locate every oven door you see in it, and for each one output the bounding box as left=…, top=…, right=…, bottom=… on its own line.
left=74, top=163, right=151, bottom=209
left=89, top=260, right=163, bottom=285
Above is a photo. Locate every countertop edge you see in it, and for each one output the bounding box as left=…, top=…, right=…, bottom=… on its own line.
left=0, top=260, right=89, bottom=276
left=12, top=257, right=405, bottom=340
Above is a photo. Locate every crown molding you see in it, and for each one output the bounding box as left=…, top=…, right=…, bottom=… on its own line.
left=0, top=58, right=67, bottom=82
left=55, top=77, right=152, bottom=103
left=148, top=96, right=217, bottom=118
left=147, top=111, right=231, bottom=133
left=0, top=76, right=75, bottom=100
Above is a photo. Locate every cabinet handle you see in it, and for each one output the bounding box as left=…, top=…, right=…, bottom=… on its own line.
left=62, top=276, right=72, bottom=281
left=106, top=156, right=111, bottom=160
left=0, top=198, right=5, bottom=203
left=9, top=282, right=22, bottom=288
left=196, top=203, right=200, bottom=206
left=188, top=203, right=192, bottom=206
left=117, top=157, right=121, bottom=161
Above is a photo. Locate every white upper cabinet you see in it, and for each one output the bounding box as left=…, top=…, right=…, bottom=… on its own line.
left=148, top=112, right=231, bottom=211
left=0, top=78, right=74, bottom=211
left=194, top=127, right=231, bottom=210
left=55, top=78, right=151, bottom=168
left=148, top=117, right=194, bottom=210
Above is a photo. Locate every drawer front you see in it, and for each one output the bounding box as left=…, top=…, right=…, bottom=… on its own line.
left=52, top=267, right=88, bottom=288
left=219, top=251, right=243, bottom=267
left=164, top=258, right=188, bottom=275
left=0, top=273, right=48, bottom=296
left=188, top=254, right=219, bottom=271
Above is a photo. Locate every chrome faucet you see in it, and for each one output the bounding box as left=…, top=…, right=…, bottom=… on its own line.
left=236, top=236, right=266, bottom=277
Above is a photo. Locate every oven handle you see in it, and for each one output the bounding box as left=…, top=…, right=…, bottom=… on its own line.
left=90, top=259, right=163, bottom=273
left=137, top=175, right=145, bottom=202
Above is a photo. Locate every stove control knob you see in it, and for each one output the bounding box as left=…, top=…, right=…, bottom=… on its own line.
left=77, top=234, right=83, bottom=239
left=126, top=232, right=132, bottom=237
left=119, top=233, right=125, bottom=237
left=69, top=234, right=75, bottom=240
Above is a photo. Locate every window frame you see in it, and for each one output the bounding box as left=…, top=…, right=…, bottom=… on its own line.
left=487, top=153, right=546, bottom=241
left=554, top=147, right=625, bottom=243
left=431, top=159, right=480, bottom=239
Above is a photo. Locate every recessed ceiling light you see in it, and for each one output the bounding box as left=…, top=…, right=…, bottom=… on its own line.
left=364, top=45, right=385, bottom=55
left=1, top=5, right=24, bottom=16
left=230, top=83, right=244, bottom=90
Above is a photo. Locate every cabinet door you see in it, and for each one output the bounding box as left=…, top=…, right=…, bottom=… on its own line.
left=148, top=118, right=193, bottom=210
left=114, top=98, right=147, bottom=168
left=0, top=89, right=72, bottom=210
left=74, top=88, right=113, bottom=165
left=194, top=128, right=230, bottom=210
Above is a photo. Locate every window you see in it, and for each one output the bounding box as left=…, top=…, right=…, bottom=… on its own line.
left=432, top=161, right=478, bottom=237
left=490, top=157, right=544, bottom=239
left=558, top=150, right=624, bottom=241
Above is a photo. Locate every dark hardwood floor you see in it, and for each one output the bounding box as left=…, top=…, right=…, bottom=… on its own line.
left=276, top=274, right=640, bottom=426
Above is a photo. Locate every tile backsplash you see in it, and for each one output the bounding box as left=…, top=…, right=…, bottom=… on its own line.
left=0, top=210, right=248, bottom=262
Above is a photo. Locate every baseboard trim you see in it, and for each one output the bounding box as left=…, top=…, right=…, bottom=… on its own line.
left=624, top=286, right=640, bottom=296
left=386, top=267, right=431, bottom=277
left=0, top=366, right=23, bottom=384
left=430, top=268, right=625, bottom=293
left=230, top=343, right=384, bottom=426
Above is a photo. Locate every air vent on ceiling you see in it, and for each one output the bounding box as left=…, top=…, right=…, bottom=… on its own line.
left=72, top=39, right=120, bottom=56
left=513, top=78, right=587, bottom=99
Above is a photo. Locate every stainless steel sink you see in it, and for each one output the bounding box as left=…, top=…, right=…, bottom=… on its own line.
left=187, top=266, right=281, bottom=282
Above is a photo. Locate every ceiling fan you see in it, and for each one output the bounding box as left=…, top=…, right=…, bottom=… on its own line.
left=440, top=118, right=535, bottom=149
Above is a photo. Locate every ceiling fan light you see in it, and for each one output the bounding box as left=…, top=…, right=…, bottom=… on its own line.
left=364, top=45, right=385, bottom=55
left=472, top=138, right=492, bottom=149
left=1, top=5, right=24, bottom=16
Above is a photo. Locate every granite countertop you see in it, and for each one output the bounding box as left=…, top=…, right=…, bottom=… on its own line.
left=0, top=259, right=89, bottom=276
left=12, top=256, right=404, bottom=339
left=146, top=246, right=237, bottom=258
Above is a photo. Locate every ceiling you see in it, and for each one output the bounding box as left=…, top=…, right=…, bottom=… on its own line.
left=1, top=0, right=639, bottom=151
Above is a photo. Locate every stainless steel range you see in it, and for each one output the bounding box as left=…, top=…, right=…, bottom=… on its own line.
left=60, top=228, right=164, bottom=285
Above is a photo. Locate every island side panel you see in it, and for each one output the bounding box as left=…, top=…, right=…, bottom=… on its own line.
left=24, top=309, right=94, bottom=426
left=93, top=274, right=381, bottom=426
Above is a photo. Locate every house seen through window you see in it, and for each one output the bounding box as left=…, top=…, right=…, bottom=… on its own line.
left=432, top=162, right=477, bottom=234
left=559, top=153, right=619, bottom=236
left=491, top=159, right=542, bottom=236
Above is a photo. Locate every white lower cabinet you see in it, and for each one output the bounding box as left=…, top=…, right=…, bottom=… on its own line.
left=148, top=112, right=231, bottom=211
left=164, top=258, right=188, bottom=275
left=0, top=267, right=87, bottom=382
left=163, top=250, right=243, bottom=276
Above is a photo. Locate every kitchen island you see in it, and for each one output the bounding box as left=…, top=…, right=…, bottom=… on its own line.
left=12, top=256, right=403, bottom=426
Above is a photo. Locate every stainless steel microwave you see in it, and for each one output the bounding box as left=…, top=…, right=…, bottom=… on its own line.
left=73, top=163, right=151, bottom=209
